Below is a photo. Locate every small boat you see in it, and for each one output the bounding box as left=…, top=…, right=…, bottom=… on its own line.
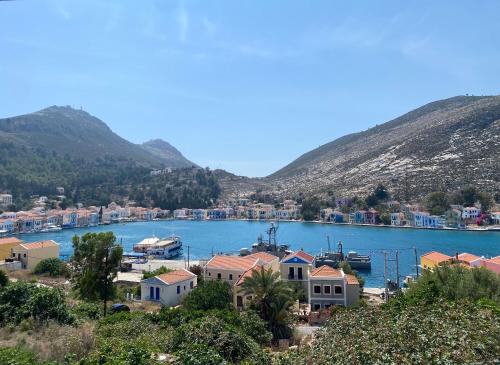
left=240, top=222, right=291, bottom=259
left=41, top=224, right=62, bottom=233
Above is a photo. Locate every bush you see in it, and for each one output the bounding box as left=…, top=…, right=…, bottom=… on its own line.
left=0, top=281, right=74, bottom=325
left=174, top=343, right=226, bottom=365
left=33, top=258, right=70, bottom=277
left=0, top=347, right=43, bottom=365
left=182, top=279, right=232, bottom=311
left=142, top=266, right=172, bottom=279
left=72, top=301, right=102, bottom=320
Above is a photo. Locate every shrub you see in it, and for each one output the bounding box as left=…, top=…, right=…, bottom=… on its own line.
left=33, top=258, right=70, bottom=277
left=142, top=266, right=173, bottom=279
left=182, top=279, right=232, bottom=311
left=71, top=301, right=102, bottom=320
left=0, top=281, right=74, bottom=325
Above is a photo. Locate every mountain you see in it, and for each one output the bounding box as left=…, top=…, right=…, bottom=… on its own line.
left=0, top=106, right=219, bottom=209
left=140, top=139, right=196, bottom=168
left=0, top=106, right=160, bottom=166
left=266, top=96, right=500, bottom=200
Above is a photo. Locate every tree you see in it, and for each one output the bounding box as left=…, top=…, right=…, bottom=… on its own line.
left=477, top=192, right=493, bottom=212
left=71, top=232, right=123, bottom=312
left=458, top=186, right=478, bottom=207
left=142, top=266, right=172, bottom=279
left=0, top=269, right=8, bottom=288
left=374, top=184, right=390, bottom=201
left=241, top=267, right=295, bottom=340
left=365, top=194, right=378, bottom=208
left=33, top=258, right=70, bottom=277
left=182, top=279, right=232, bottom=311
left=426, top=191, right=449, bottom=215
left=339, top=261, right=365, bottom=288
left=379, top=213, right=391, bottom=225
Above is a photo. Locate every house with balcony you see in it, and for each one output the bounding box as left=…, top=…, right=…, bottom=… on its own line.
left=308, top=265, right=360, bottom=310
left=0, top=219, right=14, bottom=234
left=390, top=212, right=405, bottom=226
left=281, top=250, right=315, bottom=300
left=207, top=208, right=226, bottom=220
left=192, top=209, right=207, bottom=220
left=462, top=207, right=481, bottom=223
left=140, top=269, right=197, bottom=307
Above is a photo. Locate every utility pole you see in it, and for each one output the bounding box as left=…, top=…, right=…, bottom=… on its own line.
left=413, top=247, right=419, bottom=278
left=384, top=251, right=389, bottom=303
left=395, top=250, right=400, bottom=290
left=103, top=247, right=109, bottom=317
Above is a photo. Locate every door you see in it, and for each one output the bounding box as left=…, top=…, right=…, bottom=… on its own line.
left=149, top=286, right=154, bottom=300
left=155, top=287, right=160, bottom=300
left=298, top=267, right=303, bottom=280
left=289, top=267, right=294, bottom=280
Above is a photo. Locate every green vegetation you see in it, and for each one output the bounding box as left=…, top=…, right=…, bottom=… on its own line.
left=33, top=258, right=70, bottom=277
left=0, top=269, right=8, bottom=288
left=426, top=191, right=449, bottom=215
left=0, top=281, right=74, bottom=325
left=71, top=232, right=123, bottom=307
left=339, top=261, right=365, bottom=288
left=142, top=266, right=173, bottom=279
left=278, top=265, right=500, bottom=364
left=241, top=267, right=295, bottom=340
left=182, top=279, right=232, bottom=311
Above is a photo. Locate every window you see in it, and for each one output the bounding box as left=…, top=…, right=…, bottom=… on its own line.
left=150, top=286, right=154, bottom=300
left=176, top=285, right=180, bottom=294
left=236, top=296, right=243, bottom=307
left=23, top=253, right=26, bottom=258
left=298, top=267, right=303, bottom=280
left=217, top=273, right=222, bottom=280
left=208, top=272, right=211, bottom=276
left=324, top=285, right=331, bottom=294
left=190, top=281, right=194, bottom=289
left=183, top=285, right=186, bottom=290
left=155, top=287, right=160, bottom=300
left=289, top=267, right=295, bottom=280
left=314, top=285, right=321, bottom=294
left=313, top=304, right=321, bottom=311
left=229, top=274, right=233, bottom=280
left=334, top=285, right=343, bottom=294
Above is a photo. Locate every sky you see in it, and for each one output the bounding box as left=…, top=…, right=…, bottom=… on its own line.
left=1, top=1, right=499, bottom=177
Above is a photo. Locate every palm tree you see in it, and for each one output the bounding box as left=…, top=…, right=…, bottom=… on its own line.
left=241, top=266, right=294, bottom=340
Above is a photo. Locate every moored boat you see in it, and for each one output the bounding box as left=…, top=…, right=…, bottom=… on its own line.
left=133, top=235, right=183, bottom=259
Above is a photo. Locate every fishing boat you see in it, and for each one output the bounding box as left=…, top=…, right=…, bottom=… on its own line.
left=240, top=222, right=291, bottom=259
left=133, top=235, right=183, bottom=259
left=315, top=240, right=371, bottom=270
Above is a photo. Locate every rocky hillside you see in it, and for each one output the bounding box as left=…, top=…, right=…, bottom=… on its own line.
left=266, top=96, right=500, bottom=200
left=140, top=139, right=196, bottom=168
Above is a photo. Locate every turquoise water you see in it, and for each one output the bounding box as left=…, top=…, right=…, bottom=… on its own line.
left=22, top=220, right=500, bottom=287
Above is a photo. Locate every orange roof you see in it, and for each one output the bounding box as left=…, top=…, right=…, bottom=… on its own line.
left=20, top=240, right=58, bottom=250
left=206, top=255, right=258, bottom=271
left=487, top=256, right=500, bottom=265
left=0, top=237, right=23, bottom=246
left=283, top=250, right=315, bottom=264
left=346, top=274, right=359, bottom=285
left=156, top=269, right=196, bottom=285
left=235, top=265, right=263, bottom=286
left=247, top=252, right=278, bottom=263
left=421, top=251, right=452, bottom=264
left=310, top=265, right=343, bottom=278
left=457, top=253, right=481, bottom=264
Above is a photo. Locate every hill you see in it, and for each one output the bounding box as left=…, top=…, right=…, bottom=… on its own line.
left=266, top=95, right=500, bottom=200
left=0, top=106, right=219, bottom=209
left=140, top=139, right=196, bottom=168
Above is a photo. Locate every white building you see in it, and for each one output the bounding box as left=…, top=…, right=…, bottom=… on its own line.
left=141, top=269, right=197, bottom=307
left=0, top=194, right=13, bottom=207
left=462, top=207, right=481, bottom=220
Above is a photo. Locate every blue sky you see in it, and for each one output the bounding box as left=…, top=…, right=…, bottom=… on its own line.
left=1, top=1, right=499, bottom=177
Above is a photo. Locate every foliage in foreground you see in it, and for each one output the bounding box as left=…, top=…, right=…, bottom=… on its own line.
left=142, top=266, right=173, bottom=279
left=0, top=281, right=73, bottom=325
left=182, top=279, right=232, bottom=311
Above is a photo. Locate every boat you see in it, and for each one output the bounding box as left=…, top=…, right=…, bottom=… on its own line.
left=40, top=224, right=62, bottom=233
left=133, top=235, right=183, bottom=259
left=315, top=240, right=371, bottom=270
left=240, top=222, right=292, bottom=259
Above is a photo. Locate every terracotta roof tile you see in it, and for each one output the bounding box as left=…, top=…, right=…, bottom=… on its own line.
left=310, top=265, right=343, bottom=278
left=421, top=251, right=452, bottom=264
left=487, top=256, right=500, bottom=265
left=283, top=250, right=315, bottom=264
left=156, top=269, right=196, bottom=285
left=457, top=253, right=481, bottom=264
left=206, top=255, right=258, bottom=271
left=247, top=252, right=278, bottom=263
left=0, top=237, right=23, bottom=246
left=235, top=265, right=263, bottom=286
left=346, top=274, right=359, bottom=285
left=20, top=240, right=58, bottom=250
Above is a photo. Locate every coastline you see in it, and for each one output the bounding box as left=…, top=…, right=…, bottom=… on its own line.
left=5, top=216, right=499, bottom=238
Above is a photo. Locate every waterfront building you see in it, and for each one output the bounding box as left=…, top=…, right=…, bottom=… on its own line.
left=11, top=240, right=59, bottom=270
left=140, top=269, right=197, bottom=307
left=491, top=212, right=500, bottom=224
left=207, top=208, right=227, bottom=220
left=0, top=194, right=13, bottom=208
left=390, top=212, right=405, bottom=226
left=308, top=265, right=360, bottom=310
left=192, top=209, right=207, bottom=220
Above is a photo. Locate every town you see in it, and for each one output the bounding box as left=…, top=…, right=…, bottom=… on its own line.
left=1, top=188, right=499, bottom=236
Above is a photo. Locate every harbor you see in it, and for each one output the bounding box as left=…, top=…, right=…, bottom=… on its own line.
left=18, top=219, right=500, bottom=287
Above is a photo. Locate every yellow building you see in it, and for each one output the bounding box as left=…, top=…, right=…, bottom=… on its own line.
left=11, top=240, right=60, bottom=270
left=0, top=237, right=23, bottom=260
left=420, top=251, right=452, bottom=270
